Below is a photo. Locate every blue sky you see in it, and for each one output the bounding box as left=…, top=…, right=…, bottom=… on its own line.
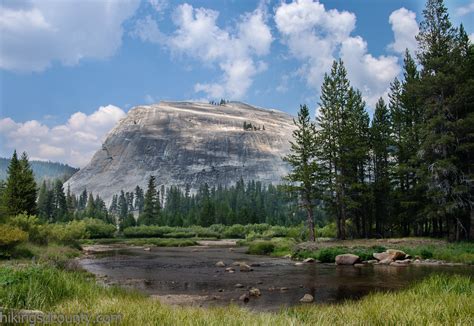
left=0, top=0, right=473, bottom=167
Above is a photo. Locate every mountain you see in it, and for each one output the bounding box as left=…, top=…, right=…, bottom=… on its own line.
left=66, top=101, right=295, bottom=202
left=0, top=158, right=79, bottom=182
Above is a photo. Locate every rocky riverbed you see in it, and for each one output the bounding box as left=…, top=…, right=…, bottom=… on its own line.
left=79, top=242, right=474, bottom=311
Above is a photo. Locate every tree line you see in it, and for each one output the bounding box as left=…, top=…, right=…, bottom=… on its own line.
left=286, top=0, right=473, bottom=241
left=0, top=152, right=310, bottom=230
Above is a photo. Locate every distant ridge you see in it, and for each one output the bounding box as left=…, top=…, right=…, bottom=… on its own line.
left=0, top=157, right=79, bottom=182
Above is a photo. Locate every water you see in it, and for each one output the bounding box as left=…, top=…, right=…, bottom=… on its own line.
left=79, top=245, right=473, bottom=311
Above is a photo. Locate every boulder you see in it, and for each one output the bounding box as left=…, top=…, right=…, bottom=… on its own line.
left=294, top=262, right=304, bottom=266
left=379, top=258, right=393, bottom=265
left=386, top=249, right=407, bottom=260
left=249, top=288, right=261, bottom=297
left=225, top=267, right=235, bottom=272
left=300, top=294, right=314, bottom=303
left=373, top=252, right=391, bottom=261
left=303, top=258, right=315, bottom=263
left=143, top=247, right=151, bottom=251
left=335, top=254, right=360, bottom=265
left=235, top=283, right=245, bottom=288
left=215, top=261, right=226, bottom=267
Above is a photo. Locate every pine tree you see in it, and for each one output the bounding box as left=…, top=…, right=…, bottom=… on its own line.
left=371, top=98, right=392, bottom=237
left=4, top=151, right=37, bottom=216
left=85, top=193, right=96, bottom=218
left=316, top=59, right=351, bottom=239
left=53, top=179, right=68, bottom=221
left=37, top=181, right=52, bottom=221
left=139, top=176, right=160, bottom=225
left=284, top=104, right=320, bottom=241
left=416, top=0, right=471, bottom=240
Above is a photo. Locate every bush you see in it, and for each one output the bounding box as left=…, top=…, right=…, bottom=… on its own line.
left=317, top=223, right=337, bottom=238
left=223, top=224, right=246, bottom=238
left=49, top=221, right=88, bottom=244
left=0, top=225, right=28, bottom=255
left=8, top=214, right=49, bottom=245
left=248, top=241, right=275, bottom=255
left=123, top=226, right=165, bottom=238
left=83, top=219, right=116, bottom=239
left=420, top=248, right=434, bottom=259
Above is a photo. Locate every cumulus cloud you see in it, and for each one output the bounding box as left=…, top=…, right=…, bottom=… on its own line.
left=456, top=1, right=474, bottom=16
left=275, top=0, right=401, bottom=108
left=388, top=7, right=419, bottom=55
left=0, top=105, right=126, bottom=167
left=132, top=3, right=272, bottom=99
left=0, top=0, right=139, bottom=72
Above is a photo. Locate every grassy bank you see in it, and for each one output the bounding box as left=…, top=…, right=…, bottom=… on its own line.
left=243, top=238, right=474, bottom=264
left=0, top=264, right=472, bottom=325
left=80, top=237, right=197, bottom=247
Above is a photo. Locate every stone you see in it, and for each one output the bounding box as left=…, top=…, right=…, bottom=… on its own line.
left=373, top=252, right=391, bottom=261
left=303, top=258, right=315, bottom=263
left=235, top=283, right=245, bottom=288
left=143, top=247, right=151, bottom=251
left=240, top=263, right=253, bottom=272
left=366, top=260, right=378, bottom=264
left=239, top=293, right=250, bottom=303
left=284, top=254, right=292, bottom=259
left=66, top=101, right=296, bottom=203
left=225, top=267, right=235, bottom=272
left=280, top=287, right=289, bottom=291
left=335, top=254, right=360, bottom=265
left=294, top=262, right=304, bottom=266
left=215, top=261, right=226, bottom=267
left=249, top=288, right=261, bottom=297
left=300, top=294, right=314, bottom=303
left=386, top=249, right=407, bottom=260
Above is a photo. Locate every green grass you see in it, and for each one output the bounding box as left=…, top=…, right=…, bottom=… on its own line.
left=396, top=242, right=474, bottom=264
left=0, top=264, right=472, bottom=325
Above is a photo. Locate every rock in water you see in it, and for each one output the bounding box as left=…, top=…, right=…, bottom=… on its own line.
left=300, top=294, right=314, bottom=303
left=215, top=261, right=226, bottom=267
left=66, top=101, right=295, bottom=203
left=335, top=254, right=360, bottom=265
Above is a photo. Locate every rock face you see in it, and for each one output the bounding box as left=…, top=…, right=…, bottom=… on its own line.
left=66, top=101, right=295, bottom=203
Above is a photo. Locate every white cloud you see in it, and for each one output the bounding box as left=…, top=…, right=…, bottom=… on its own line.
left=456, top=1, right=474, bottom=16
left=0, top=105, right=126, bottom=167
left=470, top=33, right=474, bottom=43
left=132, top=3, right=272, bottom=99
left=275, top=0, right=400, bottom=108
left=388, top=8, right=419, bottom=55
left=340, top=36, right=400, bottom=106
left=0, top=0, right=140, bottom=72
left=148, top=0, right=168, bottom=12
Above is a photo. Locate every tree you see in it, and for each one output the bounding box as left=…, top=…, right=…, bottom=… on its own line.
left=316, top=59, right=352, bottom=239
left=417, top=0, right=472, bottom=240
left=284, top=105, right=320, bottom=241
left=139, top=176, right=160, bottom=225
left=4, top=151, right=37, bottom=216
left=53, top=179, right=68, bottom=222
left=371, top=98, right=392, bottom=237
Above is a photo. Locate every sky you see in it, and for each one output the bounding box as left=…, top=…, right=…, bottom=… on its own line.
left=0, top=0, right=473, bottom=167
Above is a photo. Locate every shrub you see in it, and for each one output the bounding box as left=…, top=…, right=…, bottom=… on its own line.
left=420, top=248, right=434, bottom=259
left=123, top=226, right=165, bottom=238
left=49, top=221, right=88, bottom=243
left=248, top=241, right=275, bottom=255
left=317, top=223, right=337, bottom=238
left=83, top=219, right=116, bottom=239
left=316, top=247, right=347, bottom=263
left=8, top=214, right=49, bottom=245
left=0, top=225, right=28, bottom=256
left=223, top=224, right=246, bottom=238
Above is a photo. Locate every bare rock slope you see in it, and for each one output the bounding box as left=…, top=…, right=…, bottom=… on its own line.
left=67, top=101, right=295, bottom=202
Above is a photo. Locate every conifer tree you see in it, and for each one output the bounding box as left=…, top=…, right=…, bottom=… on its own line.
left=284, top=104, right=320, bottom=241
left=139, top=176, right=160, bottom=225
left=53, top=179, right=68, bottom=221
left=371, top=98, right=392, bottom=236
